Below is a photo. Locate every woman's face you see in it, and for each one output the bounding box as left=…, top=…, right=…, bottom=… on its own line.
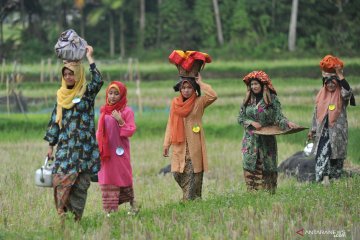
left=63, top=68, right=75, bottom=87
left=325, top=80, right=337, bottom=92
left=180, top=81, right=194, bottom=99
left=107, top=87, right=121, bottom=105
left=250, top=80, right=262, bottom=94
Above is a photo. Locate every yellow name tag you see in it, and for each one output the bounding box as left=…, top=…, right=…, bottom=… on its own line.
left=192, top=125, right=200, bottom=133
left=328, top=104, right=336, bottom=111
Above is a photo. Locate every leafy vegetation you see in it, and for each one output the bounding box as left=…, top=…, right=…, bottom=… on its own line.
left=1, top=0, right=360, bottom=61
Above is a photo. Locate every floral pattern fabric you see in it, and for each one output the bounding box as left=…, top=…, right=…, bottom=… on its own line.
left=238, top=94, right=288, bottom=172
left=44, top=68, right=103, bottom=175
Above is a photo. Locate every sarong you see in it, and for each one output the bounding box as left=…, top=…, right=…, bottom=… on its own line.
left=100, top=185, right=134, bottom=212
left=244, top=157, right=277, bottom=193
left=53, top=172, right=91, bottom=220
left=173, top=159, right=203, bottom=201
left=315, top=117, right=344, bottom=181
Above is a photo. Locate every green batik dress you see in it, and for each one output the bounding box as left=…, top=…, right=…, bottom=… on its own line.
left=238, top=94, right=289, bottom=173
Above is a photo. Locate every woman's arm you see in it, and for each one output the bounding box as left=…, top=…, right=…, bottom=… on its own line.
left=196, top=74, right=217, bottom=108
left=163, top=115, right=172, bottom=157
left=44, top=105, right=59, bottom=153
left=117, top=108, right=137, bottom=137
left=85, top=46, right=104, bottom=100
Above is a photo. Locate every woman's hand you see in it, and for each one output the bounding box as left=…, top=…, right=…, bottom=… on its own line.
left=307, top=131, right=314, bottom=140
left=47, top=145, right=54, bottom=159
left=86, top=45, right=95, bottom=64
left=163, top=146, right=169, bottom=157
left=195, top=73, right=203, bottom=84
left=334, top=65, right=344, bottom=80
left=251, top=121, right=262, bottom=130
left=287, top=121, right=299, bottom=129
left=111, top=110, right=125, bottom=125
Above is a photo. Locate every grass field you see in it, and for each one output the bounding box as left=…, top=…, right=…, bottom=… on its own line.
left=0, top=68, right=360, bottom=239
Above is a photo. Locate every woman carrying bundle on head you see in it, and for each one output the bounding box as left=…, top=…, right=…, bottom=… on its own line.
left=44, top=45, right=103, bottom=221
left=163, top=50, right=217, bottom=201
left=308, top=55, right=355, bottom=185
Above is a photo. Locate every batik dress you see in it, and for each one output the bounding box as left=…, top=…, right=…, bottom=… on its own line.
left=311, top=84, right=353, bottom=181
left=44, top=67, right=103, bottom=175
left=238, top=94, right=288, bottom=191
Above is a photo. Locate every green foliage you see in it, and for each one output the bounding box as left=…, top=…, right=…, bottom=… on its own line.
left=194, top=0, right=217, bottom=48
left=3, top=0, right=360, bottom=61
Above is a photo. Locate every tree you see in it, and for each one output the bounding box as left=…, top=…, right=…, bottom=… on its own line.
left=87, top=0, right=123, bottom=58
left=288, top=0, right=298, bottom=52
left=212, top=0, right=224, bottom=46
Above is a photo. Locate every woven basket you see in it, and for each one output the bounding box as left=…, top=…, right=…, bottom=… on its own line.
left=177, top=60, right=204, bottom=78
left=253, top=125, right=308, bottom=136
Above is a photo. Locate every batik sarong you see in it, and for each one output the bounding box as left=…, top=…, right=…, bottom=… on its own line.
left=53, top=172, right=91, bottom=220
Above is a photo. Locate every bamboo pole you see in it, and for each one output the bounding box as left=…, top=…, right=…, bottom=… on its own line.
left=128, top=58, right=133, bottom=81
left=47, top=58, right=53, bottom=82
left=6, top=75, right=10, bottom=115
left=1, top=58, right=5, bottom=85
left=40, top=59, right=44, bottom=83
left=135, top=59, right=143, bottom=116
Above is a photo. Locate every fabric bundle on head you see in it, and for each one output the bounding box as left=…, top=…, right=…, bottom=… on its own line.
left=56, top=61, right=87, bottom=128
left=97, top=81, right=127, bottom=161
left=320, top=55, right=344, bottom=73
left=169, top=50, right=211, bottom=78
left=242, top=70, right=276, bottom=106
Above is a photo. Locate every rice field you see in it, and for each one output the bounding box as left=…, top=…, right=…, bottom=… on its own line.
left=0, top=66, right=360, bottom=239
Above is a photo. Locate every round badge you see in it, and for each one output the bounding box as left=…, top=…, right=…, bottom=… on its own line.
left=72, top=97, right=81, bottom=103
left=116, top=147, right=124, bottom=156
left=192, top=125, right=200, bottom=133
left=328, top=104, right=336, bottom=111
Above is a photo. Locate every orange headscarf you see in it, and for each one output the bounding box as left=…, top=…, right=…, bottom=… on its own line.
left=315, top=78, right=342, bottom=127
left=169, top=90, right=196, bottom=144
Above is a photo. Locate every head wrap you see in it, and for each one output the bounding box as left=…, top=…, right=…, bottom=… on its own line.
left=242, top=70, right=276, bottom=106
left=97, top=81, right=127, bottom=161
left=56, top=61, right=87, bottom=128
left=173, top=77, right=201, bottom=96
left=320, top=55, right=344, bottom=73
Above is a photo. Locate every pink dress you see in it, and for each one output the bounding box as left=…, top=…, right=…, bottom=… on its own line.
left=97, top=106, right=136, bottom=187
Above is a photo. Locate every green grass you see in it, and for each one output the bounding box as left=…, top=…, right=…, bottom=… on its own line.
left=0, top=69, right=360, bottom=239
left=0, top=140, right=359, bottom=239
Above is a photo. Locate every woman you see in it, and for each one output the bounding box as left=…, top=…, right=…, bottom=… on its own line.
left=163, top=73, right=217, bottom=201
left=96, top=81, right=138, bottom=215
left=238, top=70, right=297, bottom=193
left=44, top=45, right=103, bottom=221
left=308, top=55, right=355, bottom=184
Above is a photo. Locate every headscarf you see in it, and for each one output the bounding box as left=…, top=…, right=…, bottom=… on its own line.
left=242, top=70, right=276, bottom=106
left=56, top=61, right=87, bottom=128
left=315, top=74, right=342, bottom=127
left=169, top=80, right=196, bottom=144
left=173, top=77, right=201, bottom=96
left=97, top=81, right=127, bottom=161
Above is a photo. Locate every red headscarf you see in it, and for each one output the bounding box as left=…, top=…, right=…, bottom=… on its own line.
left=97, top=81, right=127, bottom=161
